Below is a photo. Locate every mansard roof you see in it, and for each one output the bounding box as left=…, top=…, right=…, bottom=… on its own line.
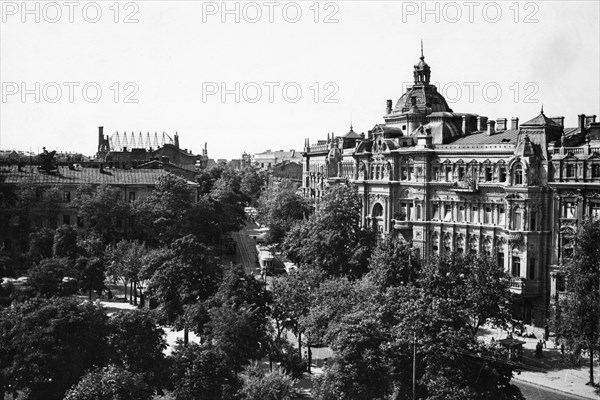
left=445, top=129, right=519, bottom=145
left=0, top=165, right=197, bottom=186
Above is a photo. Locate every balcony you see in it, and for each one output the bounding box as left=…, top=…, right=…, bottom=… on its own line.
left=506, top=231, right=523, bottom=242
left=510, top=277, right=526, bottom=294
left=392, top=219, right=412, bottom=230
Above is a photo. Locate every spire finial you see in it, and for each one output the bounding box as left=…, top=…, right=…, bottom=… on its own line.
left=420, top=39, right=424, bottom=59
left=540, top=103, right=544, bottom=114
left=350, top=113, right=353, bottom=131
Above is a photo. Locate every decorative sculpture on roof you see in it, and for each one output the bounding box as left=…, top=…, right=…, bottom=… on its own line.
left=39, top=147, right=58, bottom=173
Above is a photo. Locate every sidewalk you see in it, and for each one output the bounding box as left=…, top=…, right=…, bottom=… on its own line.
left=478, top=325, right=600, bottom=399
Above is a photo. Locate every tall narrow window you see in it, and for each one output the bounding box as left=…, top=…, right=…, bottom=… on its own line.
left=64, top=191, right=71, bottom=202
left=512, top=257, right=521, bottom=277
left=457, top=205, right=465, bottom=223
left=485, top=167, right=493, bottom=181
left=443, top=205, right=452, bottom=222
left=458, top=166, right=465, bottom=181
left=513, top=209, right=522, bottom=230
left=433, top=204, right=440, bottom=220
left=497, top=252, right=505, bottom=269
left=592, top=164, right=600, bottom=178
left=499, top=167, right=507, bottom=182
left=529, top=211, right=537, bottom=231
left=564, top=202, right=576, bottom=218
left=528, top=258, right=535, bottom=280
left=128, top=192, right=136, bottom=202
left=514, top=163, right=523, bottom=185
left=566, top=164, right=575, bottom=177
left=484, top=206, right=492, bottom=224
left=498, top=206, right=506, bottom=226
left=445, top=166, right=452, bottom=181
left=590, top=202, right=600, bottom=218
left=432, top=233, right=439, bottom=253
left=471, top=206, right=479, bottom=224
left=416, top=204, right=422, bottom=220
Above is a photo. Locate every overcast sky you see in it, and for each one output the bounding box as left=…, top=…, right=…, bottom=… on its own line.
left=1, top=1, right=599, bottom=160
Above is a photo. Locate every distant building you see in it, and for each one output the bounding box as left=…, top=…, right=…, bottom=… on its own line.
left=96, top=127, right=208, bottom=171
left=301, top=48, right=600, bottom=326
left=253, top=149, right=301, bottom=170
left=271, top=161, right=303, bottom=182
left=0, top=162, right=199, bottom=255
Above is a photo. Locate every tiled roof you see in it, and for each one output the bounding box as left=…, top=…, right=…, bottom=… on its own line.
left=0, top=165, right=188, bottom=186
left=446, top=129, right=519, bottom=145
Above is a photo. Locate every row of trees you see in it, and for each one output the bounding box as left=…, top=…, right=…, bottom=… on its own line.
left=256, top=184, right=522, bottom=399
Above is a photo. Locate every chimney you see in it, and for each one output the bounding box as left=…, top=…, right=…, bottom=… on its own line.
left=578, top=114, right=586, bottom=132
left=462, top=115, right=468, bottom=135
left=585, top=115, right=597, bottom=128
left=386, top=99, right=393, bottom=115
left=511, top=117, right=519, bottom=130
left=487, top=120, right=496, bottom=136
left=549, top=116, right=564, bottom=127
left=174, top=133, right=180, bottom=149
left=98, top=126, right=104, bottom=145
left=477, top=116, right=488, bottom=131
left=496, top=118, right=507, bottom=131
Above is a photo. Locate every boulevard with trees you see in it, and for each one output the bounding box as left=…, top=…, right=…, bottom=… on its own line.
left=1, top=167, right=599, bottom=399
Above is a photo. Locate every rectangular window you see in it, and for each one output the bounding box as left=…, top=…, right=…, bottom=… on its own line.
left=445, top=166, right=452, bottom=181
left=433, top=204, right=440, bottom=220
left=484, top=206, right=492, bottom=224
left=528, top=258, right=535, bottom=280
left=590, top=203, right=600, bottom=218
left=63, top=214, right=71, bottom=225
left=498, top=207, right=505, bottom=226
left=433, top=167, right=440, bottom=181
left=566, top=164, right=575, bottom=177
left=64, top=191, right=71, bottom=202
left=443, top=205, right=452, bottom=222
left=457, top=206, right=465, bottom=223
left=458, top=166, right=465, bottom=181
left=485, top=167, right=493, bottom=182
left=592, top=164, right=600, bottom=178
left=513, top=211, right=522, bottom=230
left=564, top=202, right=576, bottom=218
left=416, top=205, right=422, bottom=220
left=499, top=167, right=506, bottom=182
left=471, top=206, right=479, bottom=224
left=511, top=257, right=521, bottom=277
left=128, top=192, right=136, bottom=202
left=497, top=252, right=505, bottom=269
left=530, top=211, right=537, bottom=231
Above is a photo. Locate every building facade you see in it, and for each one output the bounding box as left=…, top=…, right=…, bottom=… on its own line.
left=301, top=51, right=600, bottom=325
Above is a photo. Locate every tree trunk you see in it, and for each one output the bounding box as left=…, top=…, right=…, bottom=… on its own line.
left=184, top=327, right=189, bottom=346
left=123, top=280, right=128, bottom=302
left=298, top=331, right=302, bottom=359
left=133, top=281, right=138, bottom=306
left=307, top=343, right=312, bottom=374
left=129, top=282, right=133, bottom=304
left=589, top=345, right=595, bottom=385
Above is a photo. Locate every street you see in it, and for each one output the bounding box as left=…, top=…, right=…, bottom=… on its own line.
left=514, top=380, right=594, bottom=400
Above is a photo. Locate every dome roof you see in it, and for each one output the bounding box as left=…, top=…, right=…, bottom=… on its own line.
left=392, top=85, right=452, bottom=115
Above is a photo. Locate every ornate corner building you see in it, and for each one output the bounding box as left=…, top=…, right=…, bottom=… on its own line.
left=301, top=51, right=600, bottom=325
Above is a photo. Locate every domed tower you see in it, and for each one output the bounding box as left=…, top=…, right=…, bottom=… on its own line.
left=384, top=42, right=452, bottom=133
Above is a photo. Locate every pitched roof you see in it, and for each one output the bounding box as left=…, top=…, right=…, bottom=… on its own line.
left=445, top=129, right=519, bottom=145
left=521, top=112, right=562, bottom=128
left=0, top=165, right=196, bottom=186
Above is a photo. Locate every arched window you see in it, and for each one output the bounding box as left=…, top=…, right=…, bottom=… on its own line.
left=513, top=163, right=523, bottom=185
left=483, top=237, right=492, bottom=255
left=432, top=232, right=439, bottom=253
left=456, top=235, right=465, bottom=254
left=511, top=246, right=521, bottom=277
left=469, top=236, right=478, bottom=254
left=444, top=233, right=452, bottom=253
left=372, top=203, right=383, bottom=217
